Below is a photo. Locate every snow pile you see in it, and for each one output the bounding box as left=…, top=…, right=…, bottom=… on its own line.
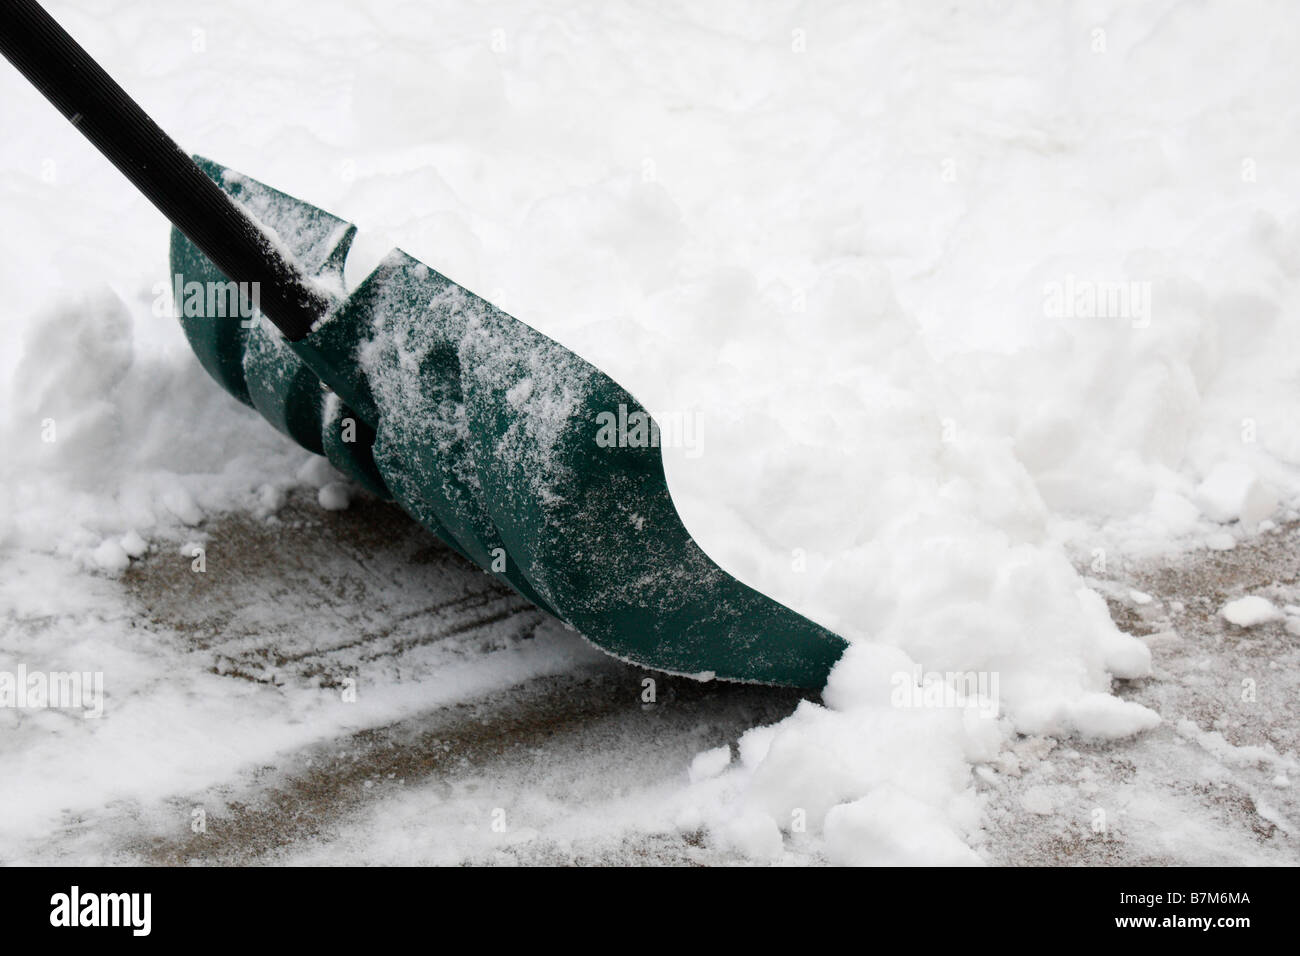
left=2, top=0, right=1300, bottom=863
left=0, top=291, right=311, bottom=572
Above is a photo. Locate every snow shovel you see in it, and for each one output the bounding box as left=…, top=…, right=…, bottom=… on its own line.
left=1, top=0, right=847, bottom=687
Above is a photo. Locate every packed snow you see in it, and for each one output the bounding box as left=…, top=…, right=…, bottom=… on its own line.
left=2, top=0, right=1299, bottom=864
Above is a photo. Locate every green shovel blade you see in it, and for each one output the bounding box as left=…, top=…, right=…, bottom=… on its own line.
left=170, top=160, right=847, bottom=687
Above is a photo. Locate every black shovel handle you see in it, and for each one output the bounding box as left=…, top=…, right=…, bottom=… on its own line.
left=0, top=0, right=328, bottom=340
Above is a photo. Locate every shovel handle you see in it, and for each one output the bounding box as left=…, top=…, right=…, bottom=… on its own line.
left=0, top=0, right=328, bottom=340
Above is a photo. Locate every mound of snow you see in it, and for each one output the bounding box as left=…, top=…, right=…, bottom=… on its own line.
left=1220, top=596, right=1283, bottom=628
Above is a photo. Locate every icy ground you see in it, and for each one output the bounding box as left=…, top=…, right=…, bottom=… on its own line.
left=0, top=492, right=1292, bottom=865
left=2, top=0, right=1299, bottom=864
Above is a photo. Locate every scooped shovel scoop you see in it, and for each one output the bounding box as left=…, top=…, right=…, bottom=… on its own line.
left=172, top=161, right=847, bottom=686
left=4, top=0, right=848, bottom=687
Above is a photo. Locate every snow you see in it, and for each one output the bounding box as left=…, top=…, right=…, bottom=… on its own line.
left=1019, top=786, right=1058, bottom=817
left=1194, top=462, right=1279, bottom=526
left=120, top=529, right=149, bottom=558
left=824, top=787, right=983, bottom=866
left=720, top=810, right=784, bottom=860
left=688, top=745, right=733, bottom=784
left=1175, top=720, right=1299, bottom=773
left=1220, top=595, right=1283, bottom=628
left=1015, top=692, right=1163, bottom=741
left=317, top=482, right=352, bottom=511
left=1206, top=532, right=1238, bottom=552
left=2, top=0, right=1299, bottom=865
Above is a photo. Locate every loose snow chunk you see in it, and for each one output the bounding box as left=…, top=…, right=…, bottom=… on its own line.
left=688, top=745, right=733, bottom=783
left=1194, top=462, right=1277, bottom=525
left=1066, top=694, right=1161, bottom=740
left=120, top=530, right=148, bottom=558
left=91, top=538, right=130, bottom=573
left=1220, top=595, right=1283, bottom=628
left=1017, top=693, right=1161, bottom=741
left=318, top=482, right=352, bottom=511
